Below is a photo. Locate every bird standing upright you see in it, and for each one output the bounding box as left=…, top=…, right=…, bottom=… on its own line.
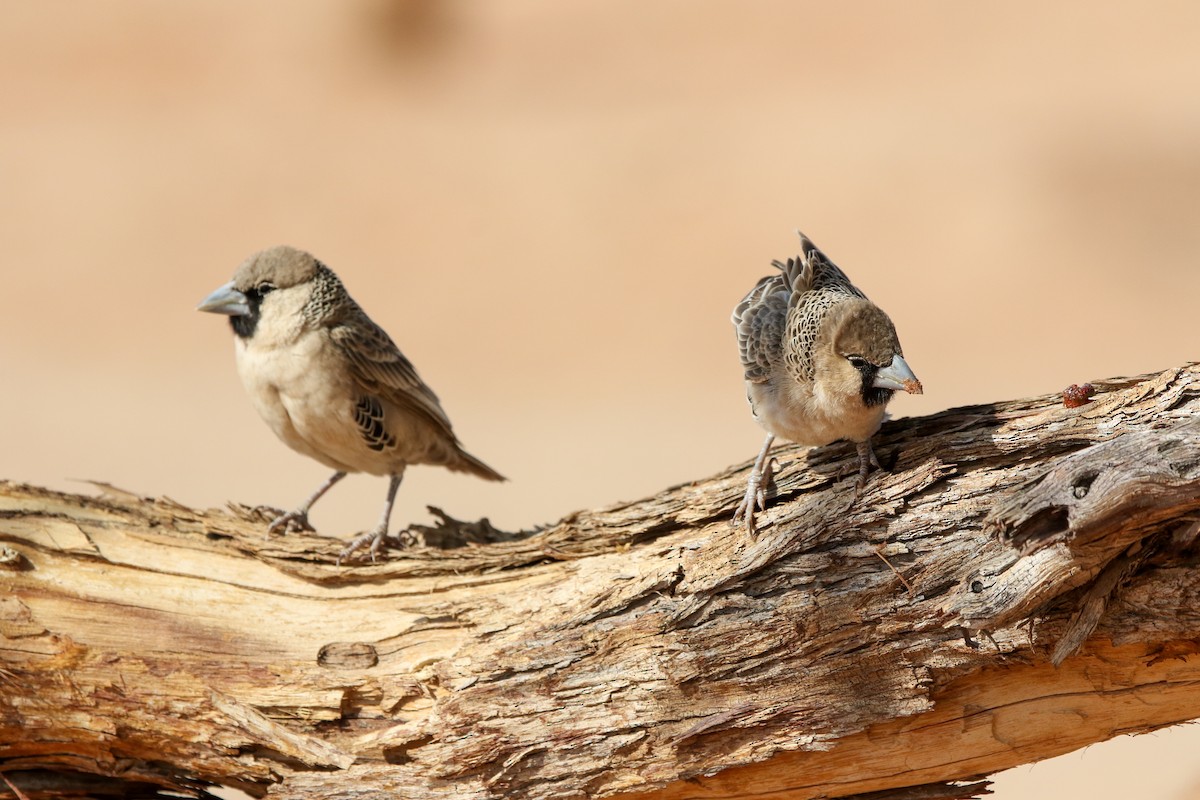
left=731, top=232, right=922, bottom=535
left=198, top=245, right=504, bottom=562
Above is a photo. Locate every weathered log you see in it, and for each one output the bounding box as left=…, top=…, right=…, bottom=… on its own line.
left=1, top=364, right=1198, bottom=800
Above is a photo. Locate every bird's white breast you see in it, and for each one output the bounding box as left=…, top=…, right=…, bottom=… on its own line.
left=234, top=328, right=366, bottom=473
left=747, top=374, right=886, bottom=447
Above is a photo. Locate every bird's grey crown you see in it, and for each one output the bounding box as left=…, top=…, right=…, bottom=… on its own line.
left=233, top=245, right=320, bottom=292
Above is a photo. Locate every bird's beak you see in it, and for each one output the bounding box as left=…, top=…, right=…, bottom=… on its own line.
left=197, top=281, right=250, bottom=316
left=873, top=354, right=923, bottom=394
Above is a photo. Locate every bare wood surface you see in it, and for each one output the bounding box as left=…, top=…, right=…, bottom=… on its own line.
left=1, top=364, right=1199, bottom=800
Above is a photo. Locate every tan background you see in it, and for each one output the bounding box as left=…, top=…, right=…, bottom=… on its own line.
left=1, top=2, right=1198, bottom=796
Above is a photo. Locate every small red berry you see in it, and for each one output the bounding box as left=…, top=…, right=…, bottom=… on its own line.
left=1062, top=383, right=1096, bottom=408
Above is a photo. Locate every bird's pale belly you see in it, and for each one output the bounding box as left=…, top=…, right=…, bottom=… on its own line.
left=236, top=349, right=349, bottom=469
left=747, top=379, right=885, bottom=447
left=234, top=339, right=451, bottom=476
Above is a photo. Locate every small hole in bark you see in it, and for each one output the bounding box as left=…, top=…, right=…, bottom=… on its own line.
left=383, top=735, right=432, bottom=765
left=1008, top=505, right=1070, bottom=550
left=0, top=547, right=31, bottom=571
left=970, top=580, right=985, bottom=593
left=1072, top=471, right=1098, bottom=499
left=317, top=641, right=379, bottom=669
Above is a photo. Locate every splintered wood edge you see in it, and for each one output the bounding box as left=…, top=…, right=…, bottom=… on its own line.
left=0, top=363, right=1198, bottom=800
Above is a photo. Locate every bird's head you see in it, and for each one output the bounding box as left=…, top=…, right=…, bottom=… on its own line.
left=197, top=245, right=324, bottom=339
left=819, top=298, right=922, bottom=408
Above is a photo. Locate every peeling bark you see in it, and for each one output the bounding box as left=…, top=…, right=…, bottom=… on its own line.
left=1, top=364, right=1199, bottom=800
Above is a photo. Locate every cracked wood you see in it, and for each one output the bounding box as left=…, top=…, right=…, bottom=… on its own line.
left=1, top=364, right=1199, bottom=800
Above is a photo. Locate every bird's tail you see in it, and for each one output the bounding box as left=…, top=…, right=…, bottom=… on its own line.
left=451, top=448, right=507, bottom=482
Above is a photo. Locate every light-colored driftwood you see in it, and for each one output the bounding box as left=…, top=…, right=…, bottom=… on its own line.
left=1, top=364, right=1199, bottom=800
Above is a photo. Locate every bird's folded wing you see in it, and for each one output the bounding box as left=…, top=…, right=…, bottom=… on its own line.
left=330, top=314, right=457, bottom=440
left=732, top=275, right=789, bottom=384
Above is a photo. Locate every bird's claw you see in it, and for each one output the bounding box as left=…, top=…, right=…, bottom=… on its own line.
left=336, top=529, right=383, bottom=566
left=733, top=462, right=774, bottom=537
left=732, top=493, right=761, bottom=536
left=267, top=509, right=315, bottom=535
left=765, top=456, right=780, bottom=482
left=733, top=437, right=782, bottom=537
left=335, top=527, right=416, bottom=566
left=852, top=440, right=884, bottom=499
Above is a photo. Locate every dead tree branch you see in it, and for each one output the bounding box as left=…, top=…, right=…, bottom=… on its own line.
left=2, top=364, right=1199, bottom=800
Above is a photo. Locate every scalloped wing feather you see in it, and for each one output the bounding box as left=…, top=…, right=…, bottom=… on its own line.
left=733, top=274, right=790, bottom=383
left=329, top=312, right=457, bottom=441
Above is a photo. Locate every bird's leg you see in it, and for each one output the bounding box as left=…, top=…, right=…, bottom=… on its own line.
left=337, top=472, right=404, bottom=565
left=854, top=440, right=882, bottom=497
left=733, top=434, right=776, bottom=536
left=268, top=471, right=347, bottom=535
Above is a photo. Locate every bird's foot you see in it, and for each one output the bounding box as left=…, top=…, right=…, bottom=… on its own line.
left=336, top=526, right=417, bottom=566
left=733, top=456, right=778, bottom=537
left=853, top=441, right=884, bottom=498
left=732, top=490, right=760, bottom=536
left=267, top=508, right=316, bottom=536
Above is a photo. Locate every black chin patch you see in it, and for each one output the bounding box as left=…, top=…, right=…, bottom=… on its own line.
left=863, top=385, right=894, bottom=407
left=229, top=289, right=262, bottom=339
left=855, top=362, right=894, bottom=407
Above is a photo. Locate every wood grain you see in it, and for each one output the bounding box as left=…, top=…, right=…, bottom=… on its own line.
left=1, top=364, right=1198, bottom=800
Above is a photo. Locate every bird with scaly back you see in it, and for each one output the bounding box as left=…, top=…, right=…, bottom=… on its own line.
left=732, top=232, right=922, bottom=535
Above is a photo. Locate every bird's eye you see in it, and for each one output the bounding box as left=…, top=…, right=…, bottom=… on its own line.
left=846, top=355, right=870, bottom=370
left=256, top=282, right=277, bottom=296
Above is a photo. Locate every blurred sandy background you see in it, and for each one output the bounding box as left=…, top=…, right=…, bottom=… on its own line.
left=1, top=1, right=1198, bottom=796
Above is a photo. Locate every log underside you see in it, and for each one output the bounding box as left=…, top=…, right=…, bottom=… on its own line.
left=1, top=364, right=1198, bottom=800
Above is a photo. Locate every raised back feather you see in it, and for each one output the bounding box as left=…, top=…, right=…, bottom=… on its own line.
left=781, top=233, right=866, bottom=382
left=733, top=232, right=867, bottom=385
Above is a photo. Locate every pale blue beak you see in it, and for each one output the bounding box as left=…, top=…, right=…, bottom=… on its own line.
left=197, top=281, right=250, bottom=316
left=872, top=354, right=923, bottom=394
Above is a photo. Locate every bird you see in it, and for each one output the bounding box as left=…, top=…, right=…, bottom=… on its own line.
left=731, top=232, right=922, bottom=535
left=197, top=245, right=504, bottom=562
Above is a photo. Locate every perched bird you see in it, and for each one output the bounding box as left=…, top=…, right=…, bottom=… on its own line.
left=731, top=232, right=922, bottom=535
left=198, top=245, right=504, bottom=561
